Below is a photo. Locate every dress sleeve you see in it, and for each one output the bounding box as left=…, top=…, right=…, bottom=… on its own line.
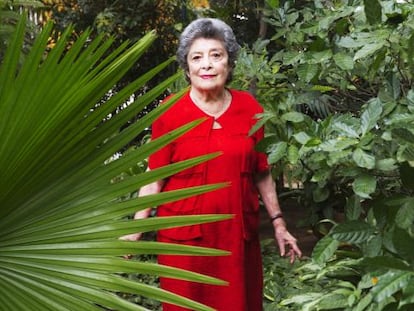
left=254, top=124, right=270, bottom=173
left=148, top=116, right=172, bottom=170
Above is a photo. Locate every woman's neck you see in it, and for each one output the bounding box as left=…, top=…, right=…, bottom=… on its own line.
left=190, top=89, right=231, bottom=118
left=189, top=88, right=231, bottom=117
left=190, top=88, right=226, bottom=103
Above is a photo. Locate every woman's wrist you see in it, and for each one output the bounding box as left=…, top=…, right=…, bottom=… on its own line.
left=270, top=212, right=286, bottom=228
left=269, top=212, right=283, bottom=223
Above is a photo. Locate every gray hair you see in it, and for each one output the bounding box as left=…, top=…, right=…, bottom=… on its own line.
left=176, top=18, right=240, bottom=83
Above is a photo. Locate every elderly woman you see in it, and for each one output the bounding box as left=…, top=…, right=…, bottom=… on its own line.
left=125, top=18, right=302, bottom=310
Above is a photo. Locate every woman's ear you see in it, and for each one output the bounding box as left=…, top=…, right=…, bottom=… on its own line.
left=185, top=70, right=191, bottom=83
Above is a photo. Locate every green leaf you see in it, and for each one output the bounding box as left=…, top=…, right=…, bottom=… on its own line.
left=297, top=63, right=318, bottom=82
left=363, top=235, right=382, bottom=257
left=392, top=128, right=414, bottom=144
left=293, top=132, right=311, bottom=145
left=352, top=174, right=376, bottom=199
left=395, top=198, right=414, bottom=230
left=338, top=36, right=363, bottom=48
left=312, top=235, right=339, bottom=265
left=375, top=158, right=397, bottom=171
left=360, top=99, right=382, bottom=135
left=268, top=142, right=288, bottom=164
left=265, top=0, right=279, bottom=9
left=352, top=148, right=376, bottom=169
left=354, top=294, right=373, bottom=311
left=399, top=162, right=414, bottom=190
left=400, top=281, right=414, bottom=307
left=319, top=138, right=359, bottom=152
left=332, top=122, right=360, bottom=138
left=345, top=195, right=362, bottom=221
left=364, top=0, right=382, bottom=25
left=371, top=271, right=412, bottom=303
left=331, top=221, right=375, bottom=244
left=281, top=111, right=305, bottom=123
left=361, top=257, right=413, bottom=272
left=310, top=85, right=335, bottom=92
left=353, top=43, right=384, bottom=61
left=255, top=134, right=277, bottom=153
left=393, top=228, right=414, bottom=261
left=333, top=52, right=354, bottom=70
left=312, top=186, right=330, bottom=203
left=287, top=145, right=299, bottom=164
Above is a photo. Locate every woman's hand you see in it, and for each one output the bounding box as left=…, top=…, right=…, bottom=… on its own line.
left=119, top=233, right=142, bottom=259
left=119, top=232, right=143, bottom=241
left=273, top=218, right=302, bottom=263
left=255, top=171, right=303, bottom=263
left=118, top=175, right=164, bottom=242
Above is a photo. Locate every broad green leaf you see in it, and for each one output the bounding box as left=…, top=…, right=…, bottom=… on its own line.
left=287, top=145, right=299, bottom=164
left=293, top=132, right=311, bottom=145
left=352, top=174, right=376, bottom=198
left=392, top=128, right=414, bottom=144
left=360, top=99, right=382, bottom=135
left=297, top=63, right=318, bottom=82
left=283, top=51, right=302, bottom=65
left=352, top=148, right=376, bottom=169
left=332, top=122, right=360, bottom=138
left=305, top=137, right=322, bottom=147
left=399, top=162, right=414, bottom=190
left=371, top=271, right=412, bottom=303
left=345, top=195, right=362, bottom=221
left=310, top=50, right=332, bottom=63
left=395, top=198, right=414, bottom=230
left=281, top=111, right=305, bottom=123
left=265, top=0, right=279, bottom=9
left=255, top=134, right=277, bottom=153
left=361, top=257, right=413, bottom=272
left=338, top=36, right=362, bottom=48
left=333, top=52, right=354, bottom=70
left=362, top=235, right=382, bottom=257
left=393, top=228, right=414, bottom=261
left=353, top=43, right=384, bottom=61
left=386, top=113, right=414, bottom=125
left=354, top=294, right=373, bottom=311
left=319, top=138, right=358, bottom=152
left=268, top=141, right=288, bottom=164
left=400, top=281, right=414, bottom=307
left=331, top=220, right=375, bottom=244
left=312, top=235, right=339, bottom=265
left=311, top=168, right=331, bottom=184
left=375, top=158, right=397, bottom=171
left=364, top=0, right=382, bottom=25
left=398, top=145, right=414, bottom=162
left=312, top=186, right=329, bottom=203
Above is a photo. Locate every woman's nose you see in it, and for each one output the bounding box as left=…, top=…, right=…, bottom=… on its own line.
left=200, top=56, right=212, bottom=69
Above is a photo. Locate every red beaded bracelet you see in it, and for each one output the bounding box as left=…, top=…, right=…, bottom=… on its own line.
left=270, top=212, right=283, bottom=223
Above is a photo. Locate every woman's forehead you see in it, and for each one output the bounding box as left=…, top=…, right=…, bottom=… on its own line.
left=188, top=38, right=226, bottom=52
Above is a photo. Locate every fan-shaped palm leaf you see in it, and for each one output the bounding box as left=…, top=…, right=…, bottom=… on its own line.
left=0, top=15, right=230, bottom=311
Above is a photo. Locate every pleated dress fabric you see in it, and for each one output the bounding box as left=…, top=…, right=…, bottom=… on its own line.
left=148, top=89, right=269, bottom=311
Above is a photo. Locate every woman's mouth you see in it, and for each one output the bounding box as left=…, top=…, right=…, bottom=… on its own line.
left=200, top=75, right=216, bottom=79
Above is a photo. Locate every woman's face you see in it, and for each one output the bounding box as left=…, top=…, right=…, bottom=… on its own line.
left=186, top=38, right=230, bottom=92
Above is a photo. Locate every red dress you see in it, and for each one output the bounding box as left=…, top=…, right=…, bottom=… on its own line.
left=149, top=89, right=269, bottom=311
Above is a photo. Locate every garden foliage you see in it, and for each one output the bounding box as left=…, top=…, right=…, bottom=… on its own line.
left=232, top=0, right=414, bottom=310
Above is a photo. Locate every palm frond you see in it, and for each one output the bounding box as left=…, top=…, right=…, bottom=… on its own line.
left=0, top=15, right=228, bottom=311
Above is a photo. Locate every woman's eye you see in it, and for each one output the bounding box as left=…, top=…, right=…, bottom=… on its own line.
left=212, top=53, right=222, bottom=60
left=191, top=55, right=201, bottom=62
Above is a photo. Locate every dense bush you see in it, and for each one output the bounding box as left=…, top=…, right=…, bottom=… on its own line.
left=232, top=0, right=414, bottom=310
